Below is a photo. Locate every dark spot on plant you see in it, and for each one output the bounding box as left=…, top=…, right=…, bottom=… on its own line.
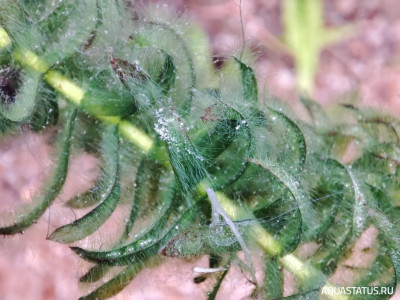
left=212, top=56, right=225, bottom=69
left=0, top=67, right=20, bottom=105
left=109, top=56, right=150, bottom=85
left=193, top=276, right=207, bottom=284
left=82, top=31, right=96, bottom=49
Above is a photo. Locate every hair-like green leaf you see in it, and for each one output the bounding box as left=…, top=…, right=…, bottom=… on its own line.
left=78, top=169, right=176, bottom=282
left=78, top=178, right=175, bottom=283
left=79, top=259, right=157, bottom=300
left=298, top=160, right=352, bottom=280
left=79, top=264, right=110, bottom=284
left=300, top=96, right=330, bottom=129
left=73, top=179, right=175, bottom=263
left=0, top=69, right=41, bottom=121
left=66, top=126, right=127, bottom=210
left=234, top=57, right=258, bottom=104
left=29, top=86, right=59, bottom=131
left=263, top=257, right=283, bottom=299
left=0, top=113, right=18, bottom=133
left=353, top=238, right=396, bottom=300
left=344, top=166, right=369, bottom=236
left=0, top=1, right=43, bottom=53
left=367, top=204, right=400, bottom=283
left=207, top=268, right=229, bottom=300
left=248, top=158, right=317, bottom=239
left=0, top=107, right=76, bottom=234
left=194, top=102, right=253, bottom=190
left=72, top=206, right=197, bottom=265
left=48, top=125, right=120, bottom=243
left=66, top=187, right=102, bottom=209
left=155, top=106, right=208, bottom=195
left=14, top=0, right=63, bottom=23
left=194, top=117, right=239, bottom=160
left=254, top=196, right=301, bottom=254
left=157, top=50, right=176, bottom=95
left=137, top=21, right=196, bottom=115
left=39, top=0, right=98, bottom=65
left=123, top=158, right=165, bottom=238
left=84, top=0, right=130, bottom=52
left=80, top=80, right=139, bottom=117
left=264, top=108, right=307, bottom=172
left=339, top=104, right=400, bottom=143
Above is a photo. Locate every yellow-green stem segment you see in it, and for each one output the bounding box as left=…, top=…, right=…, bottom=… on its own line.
left=9, top=38, right=154, bottom=154
left=14, top=49, right=49, bottom=73
left=0, top=27, right=11, bottom=50
left=44, top=71, right=84, bottom=105
left=197, top=170, right=346, bottom=300
left=2, top=26, right=346, bottom=299
left=213, top=189, right=348, bottom=300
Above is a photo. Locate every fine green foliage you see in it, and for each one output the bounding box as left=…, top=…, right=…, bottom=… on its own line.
left=0, top=107, right=76, bottom=234
left=49, top=125, right=121, bottom=243
left=0, top=1, right=399, bottom=299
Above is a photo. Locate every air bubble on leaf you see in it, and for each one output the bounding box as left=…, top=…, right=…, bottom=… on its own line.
left=211, top=224, right=237, bottom=247
left=355, top=216, right=364, bottom=229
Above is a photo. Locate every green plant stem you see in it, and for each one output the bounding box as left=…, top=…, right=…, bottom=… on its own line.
left=197, top=186, right=348, bottom=300
left=1, top=27, right=347, bottom=299
left=11, top=46, right=154, bottom=153
left=0, top=27, right=11, bottom=50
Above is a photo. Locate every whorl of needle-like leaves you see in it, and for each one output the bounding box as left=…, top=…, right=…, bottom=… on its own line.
left=0, top=1, right=399, bottom=299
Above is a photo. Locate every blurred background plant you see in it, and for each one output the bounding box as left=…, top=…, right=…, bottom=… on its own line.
left=282, top=0, right=354, bottom=93
left=179, top=0, right=400, bottom=113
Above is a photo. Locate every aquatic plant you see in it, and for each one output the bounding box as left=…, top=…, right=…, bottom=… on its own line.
left=0, top=1, right=399, bottom=299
